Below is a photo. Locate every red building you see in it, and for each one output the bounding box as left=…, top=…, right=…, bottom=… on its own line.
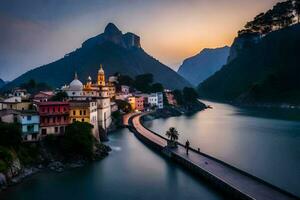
left=135, top=96, right=145, bottom=111
left=33, top=91, right=54, bottom=103
left=38, top=101, right=70, bottom=136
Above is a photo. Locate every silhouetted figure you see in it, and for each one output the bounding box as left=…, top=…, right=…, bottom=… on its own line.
left=185, top=140, right=190, bottom=155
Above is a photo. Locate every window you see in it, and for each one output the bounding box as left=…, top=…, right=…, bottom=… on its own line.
left=82, top=118, right=84, bottom=122
left=73, top=110, right=76, bottom=115
left=80, top=110, right=82, bottom=115
left=53, top=117, right=56, bottom=123
left=42, top=129, right=47, bottom=135
left=27, top=116, right=32, bottom=121
left=55, top=127, right=58, bottom=133
left=32, top=133, right=37, bottom=140
left=27, top=125, right=34, bottom=132
left=83, top=110, right=86, bottom=115
left=64, top=116, right=67, bottom=121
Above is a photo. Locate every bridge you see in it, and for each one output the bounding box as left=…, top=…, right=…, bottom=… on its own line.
left=126, top=112, right=298, bottom=200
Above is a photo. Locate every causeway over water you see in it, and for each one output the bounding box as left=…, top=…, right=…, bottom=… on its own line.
left=127, top=113, right=298, bottom=200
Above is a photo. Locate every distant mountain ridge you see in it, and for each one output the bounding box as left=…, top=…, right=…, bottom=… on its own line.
left=178, top=46, right=230, bottom=86
left=1, top=23, right=191, bottom=92
left=198, top=24, right=300, bottom=105
left=0, top=79, right=5, bottom=88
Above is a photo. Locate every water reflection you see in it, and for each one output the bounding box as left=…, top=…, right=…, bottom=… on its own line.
left=144, top=100, right=300, bottom=197
left=2, top=128, right=224, bottom=200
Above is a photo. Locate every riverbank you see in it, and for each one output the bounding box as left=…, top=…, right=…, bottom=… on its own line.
left=151, top=100, right=209, bottom=119
left=0, top=140, right=111, bottom=192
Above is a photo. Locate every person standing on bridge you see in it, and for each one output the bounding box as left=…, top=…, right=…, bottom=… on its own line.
left=185, top=140, right=190, bottom=155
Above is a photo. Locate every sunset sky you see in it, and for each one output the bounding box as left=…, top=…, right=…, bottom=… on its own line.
left=0, top=0, right=281, bottom=80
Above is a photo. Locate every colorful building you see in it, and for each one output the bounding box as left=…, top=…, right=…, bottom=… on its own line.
left=33, top=91, right=54, bottom=103
left=0, top=97, right=32, bottom=111
left=165, top=90, right=177, bottom=106
left=17, top=111, right=40, bottom=142
left=69, top=100, right=99, bottom=139
left=107, top=82, right=116, bottom=99
left=61, top=65, right=113, bottom=136
left=135, top=96, right=145, bottom=111
left=97, top=64, right=105, bottom=86
left=128, top=96, right=135, bottom=110
left=38, top=101, right=70, bottom=136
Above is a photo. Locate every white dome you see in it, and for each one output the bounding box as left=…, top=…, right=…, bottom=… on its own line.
left=69, top=79, right=83, bottom=91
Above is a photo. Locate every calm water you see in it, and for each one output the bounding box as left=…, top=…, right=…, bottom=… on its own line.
left=144, top=100, right=300, bottom=197
left=1, top=128, right=223, bottom=200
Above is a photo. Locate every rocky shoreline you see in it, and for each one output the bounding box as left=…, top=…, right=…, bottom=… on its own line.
left=0, top=142, right=111, bottom=192
left=150, top=101, right=209, bottom=119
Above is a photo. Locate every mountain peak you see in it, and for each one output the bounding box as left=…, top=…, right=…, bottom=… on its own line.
left=104, top=23, right=121, bottom=35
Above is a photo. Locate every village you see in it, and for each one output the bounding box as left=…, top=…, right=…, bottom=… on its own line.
left=0, top=65, right=178, bottom=142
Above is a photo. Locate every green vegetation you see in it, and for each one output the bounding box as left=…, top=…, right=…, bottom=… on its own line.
left=165, top=127, right=179, bottom=148
left=239, top=0, right=299, bottom=36
left=115, top=99, right=132, bottom=113
left=116, top=73, right=165, bottom=93
left=173, top=87, right=199, bottom=106
left=62, top=122, right=94, bottom=159
left=0, top=122, right=22, bottom=148
left=198, top=23, right=300, bottom=104
left=50, top=91, right=68, bottom=101
left=0, top=146, right=13, bottom=172
left=19, top=79, right=52, bottom=95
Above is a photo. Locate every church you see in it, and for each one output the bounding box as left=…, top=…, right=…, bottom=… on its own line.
left=62, top=65, right=113, bottom=140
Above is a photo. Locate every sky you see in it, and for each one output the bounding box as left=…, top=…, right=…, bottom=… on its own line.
left=0, top=0, right=281, bottom=81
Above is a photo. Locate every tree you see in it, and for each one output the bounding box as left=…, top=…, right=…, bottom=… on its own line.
left=134, top=73, right=153, bottom=93
left=165, top=127, right=179, bottom=147
left=19, top=79, right=52, bottom=95
left=62, top=122, right=94, bottom=158
left=151, top=83, right=164, bottom=93
left=50, top=91, right=68, bottom=101
left=173, top=90, right=184, bottom=105
left=115, top=99, right=132, bottom=113
left=0, top=122, right=22, bottom=148
left=295, top=0, right=300, bottom=23
left=183, top=87, right=199, bottom=103
left=118, top=75, right=134, bottom=87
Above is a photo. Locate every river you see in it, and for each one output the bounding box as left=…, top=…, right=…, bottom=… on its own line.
left=144, top=100, right=300, bottom=197
left=1, top=126, right=223, bottom=199
left=2, top=100, right=300, bottom=199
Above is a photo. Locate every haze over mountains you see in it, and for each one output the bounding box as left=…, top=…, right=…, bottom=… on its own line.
left=1, top=23, right=191, bottom=92
left=177, top=46, right=230, bottom=86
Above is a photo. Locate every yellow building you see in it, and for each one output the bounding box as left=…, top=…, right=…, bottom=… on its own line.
left=97, top=64, right=105, bottom=87
left=128, top=96, right=136, bottom=110
left=107, top=82, right=116, bottom=99
left=69, top=100, right=99, bottom=138
left=69, top=101, right=90, bottom=123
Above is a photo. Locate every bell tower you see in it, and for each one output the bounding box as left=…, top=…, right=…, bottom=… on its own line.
left=97, top=64, right=105, bottom=87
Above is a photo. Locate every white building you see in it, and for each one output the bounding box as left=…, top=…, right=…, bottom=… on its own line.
left=148, top=92, right=163, bottom=109
left=62, top=67, right=112, bottom=137
left=121, top=85, right=130, bottom=94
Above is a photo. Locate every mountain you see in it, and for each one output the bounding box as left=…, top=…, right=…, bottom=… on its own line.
left=198, top=24, right=300, bottom=105
left=177, top=46, right=230, bottom=86
left=1, top=23, right=191, bottom=92
left=0, top=79, right=5, bottom=88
